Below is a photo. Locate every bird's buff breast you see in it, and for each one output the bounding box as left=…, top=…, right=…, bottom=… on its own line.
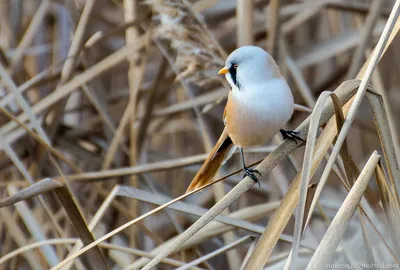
left=225, top=81, right=293, bottom=147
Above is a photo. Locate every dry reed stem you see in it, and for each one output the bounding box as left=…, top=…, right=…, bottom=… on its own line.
left=65, top=153, right=208, bottom=182
left=0, top=41, right=145, bottom=138
left=346, top=0, right=384, bottom=78
left=281, top=0, right=327, bottom=35
left=101, top=31, right=150, bottom=169
left=236, top=0, right=253, bottom=46
left=284, top=50, right=316, bottom=108
left=176, top=235, right=253, bottom=270
left=0, top=62, right=50, bottom=143
left=267, top=0, right=281, bottom=60
left=123, top=0, right=141, bottom=254
left=10, top=0, right=50, bottom=71
left=296, top=23, right=385, bottom=69
left=117, top=185, right=275, bottom=235
left=60, top=0, right=95, bottom=83
left=327, top=1, right=391, bottom=17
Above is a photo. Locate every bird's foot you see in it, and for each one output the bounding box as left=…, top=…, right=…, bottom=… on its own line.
left=243, top=167, right=261, bottom=187
left=280, top=129, right=305, bottom=142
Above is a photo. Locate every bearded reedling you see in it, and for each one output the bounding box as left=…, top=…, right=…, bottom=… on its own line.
left=186, top=46, right=302, bottom=193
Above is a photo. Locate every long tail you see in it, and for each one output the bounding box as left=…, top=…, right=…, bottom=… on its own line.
left=185, top=128, right=235, bottom=193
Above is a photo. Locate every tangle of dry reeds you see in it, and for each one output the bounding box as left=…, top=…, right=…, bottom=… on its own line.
left=0, top=0, right=399, bottom=269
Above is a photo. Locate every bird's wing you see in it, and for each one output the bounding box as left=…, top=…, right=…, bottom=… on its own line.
left=185, top=127, right=234, bottom=193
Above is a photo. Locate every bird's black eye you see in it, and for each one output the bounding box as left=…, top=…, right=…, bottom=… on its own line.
left=233, top=64, right=239, bottom=69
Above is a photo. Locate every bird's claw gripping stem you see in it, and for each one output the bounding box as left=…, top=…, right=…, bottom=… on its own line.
left=243, top=167, right=261, bottom=187
left=280, top=129, right=305, bottom=142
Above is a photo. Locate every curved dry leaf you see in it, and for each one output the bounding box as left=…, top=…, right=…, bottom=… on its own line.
left=306, top=151, right=380, bottom=269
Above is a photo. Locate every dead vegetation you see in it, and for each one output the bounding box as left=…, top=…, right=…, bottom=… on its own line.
left=0, top=0, right=399, bottom=269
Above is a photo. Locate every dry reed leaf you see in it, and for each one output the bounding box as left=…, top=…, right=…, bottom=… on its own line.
left=329, top=93, right=379, bottom=267
left=287, top=91, right=342, bottom=269
left=366, top=91, right=400, bottom=205
left=0, top=178, right=60, bottom=206
left=330, top=93, right=353, bottom=183
left=306, top=151, right=380, bottom=269
left=64, top=186, right=120, bottom=269
left=375, top=159, right=400, bottom=254
left=0, top=178, right=108, bottom=269
left=53, top=187, right=109, bottom=270
left=290, top=81, right=400, bottom=270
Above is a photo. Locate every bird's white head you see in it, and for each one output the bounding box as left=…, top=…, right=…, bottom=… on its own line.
left=218, top=46, right=281, bottom=91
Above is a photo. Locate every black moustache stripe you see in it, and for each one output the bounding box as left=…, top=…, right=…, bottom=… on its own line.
left=229, top=64, right=240, bottom=89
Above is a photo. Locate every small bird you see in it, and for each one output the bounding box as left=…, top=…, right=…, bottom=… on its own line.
left=186, top=46, right=301, bottom=193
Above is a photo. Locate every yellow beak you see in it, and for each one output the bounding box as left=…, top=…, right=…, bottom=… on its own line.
left=218, top=67, right=229, bottom=75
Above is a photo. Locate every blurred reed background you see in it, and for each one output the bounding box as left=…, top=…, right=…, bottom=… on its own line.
left=0, top=0, right=399, bottom=269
